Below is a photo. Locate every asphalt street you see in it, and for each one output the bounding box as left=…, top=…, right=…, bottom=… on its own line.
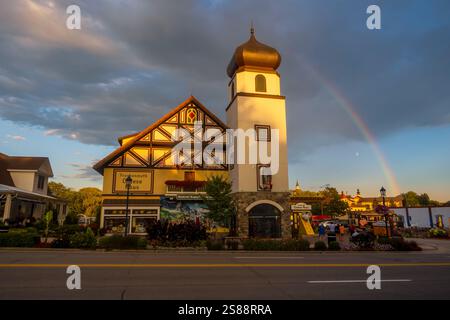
left=1, top=243, right=450, bottom=300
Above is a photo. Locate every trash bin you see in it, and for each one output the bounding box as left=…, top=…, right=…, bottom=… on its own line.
left=327, top=232, right=336, bottom=244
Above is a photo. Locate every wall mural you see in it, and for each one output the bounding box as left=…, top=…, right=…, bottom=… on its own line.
left=160, top=197, right=209, bottom=223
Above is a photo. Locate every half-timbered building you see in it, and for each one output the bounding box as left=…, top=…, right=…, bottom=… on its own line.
left=93, top=96, right=229, bottom=234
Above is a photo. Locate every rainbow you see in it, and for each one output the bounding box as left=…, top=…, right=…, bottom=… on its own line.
left=302, top=62, right=401, bottom=196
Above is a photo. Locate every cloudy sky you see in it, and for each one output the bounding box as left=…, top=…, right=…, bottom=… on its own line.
left=0, top=0, right=449, bottom=200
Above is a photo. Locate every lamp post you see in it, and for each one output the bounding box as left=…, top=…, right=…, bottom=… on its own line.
left=380, top=186, right=389, bottom=238
left=125, top=175, right=133, bottom=237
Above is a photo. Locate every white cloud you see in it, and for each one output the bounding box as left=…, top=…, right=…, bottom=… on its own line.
left=6, top=134, right=26, bottom=141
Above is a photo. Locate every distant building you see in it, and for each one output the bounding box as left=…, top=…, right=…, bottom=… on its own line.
left=0, top=153, right=66, bottom=225
left=340, top=189, right=403, bottom=212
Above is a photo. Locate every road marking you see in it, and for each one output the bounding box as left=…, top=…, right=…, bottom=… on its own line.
left=234, top=256, right=305, bottom=259
left=0, top=262, right=449, bottom=268
left=308, top=279, right=412, bottom=284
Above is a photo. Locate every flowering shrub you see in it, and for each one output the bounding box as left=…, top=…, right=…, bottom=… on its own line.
left=428, top=228, right=448, bottom=239
left=146, top=220, right=208, bottom=243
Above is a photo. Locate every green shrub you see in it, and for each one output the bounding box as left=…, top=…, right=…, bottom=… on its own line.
left=314, top=241, right=327, bottom=251
left=241, top=239, right=310, bottom=251
left=226, top=240, right=240, bottom=250
left=51, top=239, right=71, bottom=248
left=99, top=235, right=147, bottom=250
left=328, top=241, right=341, bottom=251
left=377, top=236, right=390, bottom=245
left=147, top=220, right=208, bottom=242
left=0, top=232, right=39, bottom=247
left=206, top=239, right=224, bottom=250
left=281, top=239, right=310, bottom=251
left=350, top=231, right=376, bottom=250
left=428, top=228, right=448, bottom=239
left=69, top=228, right=97, bottom=249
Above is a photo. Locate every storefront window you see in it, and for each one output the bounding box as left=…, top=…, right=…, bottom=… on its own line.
left=104, top=217, right=127, bottom=234
left=131, top=217, right=157, bottom=233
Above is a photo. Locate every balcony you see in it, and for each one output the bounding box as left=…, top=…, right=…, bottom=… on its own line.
left=165, top=180, right=206, bottom=194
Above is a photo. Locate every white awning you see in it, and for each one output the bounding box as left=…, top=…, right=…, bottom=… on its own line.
left=0, top=184, right=57, bottom=201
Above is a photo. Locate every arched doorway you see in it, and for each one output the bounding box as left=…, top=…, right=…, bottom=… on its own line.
left=248, top=203, right=281, bottom=238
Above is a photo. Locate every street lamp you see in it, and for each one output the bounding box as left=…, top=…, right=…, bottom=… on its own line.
left=125, top=175, right=133, bottom=236
left=380, top=186, right=389, bottom=237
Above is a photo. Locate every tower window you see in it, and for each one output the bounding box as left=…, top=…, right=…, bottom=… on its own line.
left=255, top=125, right=271, bottom=141
left=257, top=164, right=272, bottom=191
left=255, top=74, right=267, bottom=92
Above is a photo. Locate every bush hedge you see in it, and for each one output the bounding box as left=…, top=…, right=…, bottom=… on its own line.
left=69, top=228, right=97, bottom=249
left=350, top=231, right=376, bottom=250
left=147, top=220, right=207, bottom=242
left=241, top=239, right=310, bottom=251
left=99, top=235, right=147, bottom=250
left=328, top=241, right=341, bottom=251
left=314, top=241, right=327, bottom=251
left=0, top=232, right=40, bottom=247
left=206, top=239, right=224, bottom=250
left=428, top=228, right=448, bottom=239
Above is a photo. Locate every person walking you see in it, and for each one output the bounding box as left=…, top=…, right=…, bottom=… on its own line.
left=339, top=224, right=345, bottom=241
left=318, top=223, right=325, bottom=240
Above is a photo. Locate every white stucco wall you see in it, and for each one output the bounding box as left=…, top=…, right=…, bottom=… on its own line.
left=392, top=207, right=450, bottom=228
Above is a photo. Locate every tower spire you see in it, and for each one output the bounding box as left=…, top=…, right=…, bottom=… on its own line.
left=250, top=21, right=254, bottom=35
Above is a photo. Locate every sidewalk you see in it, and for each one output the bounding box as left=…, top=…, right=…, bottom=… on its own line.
left=408, top=238, right=450, bottom=253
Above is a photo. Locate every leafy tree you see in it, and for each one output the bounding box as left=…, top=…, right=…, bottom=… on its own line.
left=418, top=193, right=431, bottom=206
left=404, top=191, right=440, bottom=207
left=48, top=182, right=102, bottom=219
left=202, top=175, right=236, bottom=233
left=318, top=187, right=350, bottom=218
left=404, top=191, right=420, bottom=206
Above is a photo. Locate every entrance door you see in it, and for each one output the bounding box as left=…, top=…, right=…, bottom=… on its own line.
left=248, top=203, right=281, bottom=238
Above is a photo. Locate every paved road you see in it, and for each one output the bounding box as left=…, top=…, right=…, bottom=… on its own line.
left=1, top=248, right=450, bottom=300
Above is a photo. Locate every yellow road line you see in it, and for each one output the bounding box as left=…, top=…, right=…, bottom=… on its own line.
left=0, top=262, right=450, bottom=268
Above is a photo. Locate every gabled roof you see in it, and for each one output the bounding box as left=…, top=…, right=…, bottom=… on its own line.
left=0, top=153, right=54, bottom=187
left=0, top=153, right=14, bottom=186
left=93, top=96, right=228, bottom=174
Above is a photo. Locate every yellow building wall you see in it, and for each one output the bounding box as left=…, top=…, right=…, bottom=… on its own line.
left=231, top=70, right=281, bottom=96
left=102, top=167, right=228, bottom=196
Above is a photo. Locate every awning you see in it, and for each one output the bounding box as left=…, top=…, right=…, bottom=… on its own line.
left=0, top=184, right=58, bottom=202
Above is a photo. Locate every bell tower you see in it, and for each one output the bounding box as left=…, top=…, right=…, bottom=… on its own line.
left=226, top=28, right=291, bottom=239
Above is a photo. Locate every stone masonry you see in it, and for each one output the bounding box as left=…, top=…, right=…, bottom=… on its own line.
left=232, top=192, right=291, bottom=239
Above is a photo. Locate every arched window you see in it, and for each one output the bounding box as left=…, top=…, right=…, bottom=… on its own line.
left=248, top=203, right=281, bottom=238
left=255, top=74, right=267, bottom=92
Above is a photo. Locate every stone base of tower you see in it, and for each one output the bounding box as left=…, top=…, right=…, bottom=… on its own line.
left=232, top=192, right=291, bottom=239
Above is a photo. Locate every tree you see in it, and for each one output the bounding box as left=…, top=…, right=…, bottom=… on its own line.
left=319, top=187, right=350, bottom=218
left=418, top=193, right=431, bottom=206
left=404, top=191, right=420, bottom=206
left=48, top=182, right=102, bottom=219
left=404, top=191, right=441, bottom=207
left=202, top=175, right=236, bottom=234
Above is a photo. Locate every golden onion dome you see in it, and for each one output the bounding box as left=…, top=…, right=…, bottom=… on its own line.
left=227, top=28, right=281, bottom=78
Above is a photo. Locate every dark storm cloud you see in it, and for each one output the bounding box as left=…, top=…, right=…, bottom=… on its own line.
left=0, top=0, right=449, bottom=162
